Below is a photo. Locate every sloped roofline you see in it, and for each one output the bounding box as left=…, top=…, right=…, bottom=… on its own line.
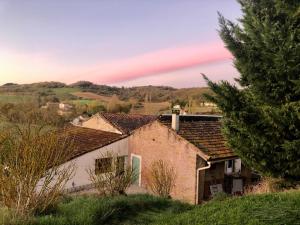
left=98, top=113, right=158, bottom=135
left=57, top=125, right=129, bottom=163
left=130, top=119, right=211, bottom=161
left=131, top=114, right=236, bottom=162
left=84, top=113, right=124, bottom=134
left=97, top=113, right=125, bottom=133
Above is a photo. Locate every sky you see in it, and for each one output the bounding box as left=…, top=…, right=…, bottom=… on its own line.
left=0, top=0, right=241, bottom=88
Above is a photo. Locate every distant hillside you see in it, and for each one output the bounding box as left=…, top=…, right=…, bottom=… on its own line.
left=0, top=81, right=217, bottom=115
left=0, top=81, right=211, bottom=102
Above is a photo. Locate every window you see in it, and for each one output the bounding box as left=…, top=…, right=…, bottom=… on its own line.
left=95, top=157, right=113, bottom=174
left=225, top=159, right=242, bottom=174
left=116, top=156, right=126, bottom=175
left=225, top=160, right=234, bottom=174
left=234, top=159, right=242, bottom=173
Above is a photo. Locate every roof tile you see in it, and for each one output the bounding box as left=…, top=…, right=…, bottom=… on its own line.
left=158, top=115, right=235, bottom=160
left=101, top=113, right=157, bottom=134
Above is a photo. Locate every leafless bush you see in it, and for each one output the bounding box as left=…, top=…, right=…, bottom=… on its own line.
left=148, top=160, right=176, bottom=198
left=244, top=177, right=284, bottom=195
left=0, top=125, right=75, bottom=216
left=88, top=152, right=135, bottom=196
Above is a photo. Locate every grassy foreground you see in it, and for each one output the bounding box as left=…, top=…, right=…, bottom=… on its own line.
left=1, top=191, right=299, bottom=225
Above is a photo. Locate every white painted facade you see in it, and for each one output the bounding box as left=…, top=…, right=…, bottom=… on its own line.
left=60, top=137, right=129, bottom=190
left=82, top=114, right=122, bottom=134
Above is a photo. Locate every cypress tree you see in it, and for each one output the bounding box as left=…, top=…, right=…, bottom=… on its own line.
left=205, top=0, right=300, bottom=180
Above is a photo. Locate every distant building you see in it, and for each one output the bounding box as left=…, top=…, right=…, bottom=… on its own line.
left=59, top=103, right=74, bottom=111
left=41, top=102, right=60, bottom=109
left=72, top=115, right=90, bottom=126
left=56, top=126, right=129, bottom=192
left=54, top=111, right=254, bottom=204
left=129, top=114, right=253, bottom=204
left=41, top=102, right=74, bottom=115
left=81, top=113, right=157, bottom=134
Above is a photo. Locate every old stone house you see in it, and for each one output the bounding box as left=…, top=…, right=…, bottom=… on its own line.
left=57, top=114, right=156, bottom=192
left=81, top=112, right=157, bottom=134
left=57, top=112, right=253, bottom=204
left=129, top=113, right=253, bottom=204
left=56, top=126, right=128, bottom=192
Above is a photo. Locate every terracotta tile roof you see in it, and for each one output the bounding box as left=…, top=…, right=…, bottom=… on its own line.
left=100, top=113, right=157, bottom=134
left=61, top=126, right=127, bottom=160
left=158, top=115, right=236, bottom=161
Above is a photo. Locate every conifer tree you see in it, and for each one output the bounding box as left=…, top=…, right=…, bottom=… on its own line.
left=205, top=0, right=300, bottom=180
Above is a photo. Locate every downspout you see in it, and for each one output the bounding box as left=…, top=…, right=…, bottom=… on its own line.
left=196, top=161, right=211, bottom=204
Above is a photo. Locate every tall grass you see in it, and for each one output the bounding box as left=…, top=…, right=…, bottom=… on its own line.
left=30, top=194, right=191, bottom=225
left=2, top=191, right=300, bottom=225
left=155, top=191, right=300, bottom=225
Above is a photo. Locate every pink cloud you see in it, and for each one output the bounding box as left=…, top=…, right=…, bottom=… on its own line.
left=0, top=41, right=232, bottom=86
left=79, top=41, right=232, bottom=84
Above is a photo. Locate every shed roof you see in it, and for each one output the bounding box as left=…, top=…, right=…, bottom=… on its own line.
left=158, top=115, right=236, bottom=161
left=62, top=126, right=127, bottom=160
left=100, top=113, right=157, bottom=134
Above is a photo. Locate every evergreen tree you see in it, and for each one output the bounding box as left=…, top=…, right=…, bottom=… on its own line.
left=205, top=0, right=300, bottom=180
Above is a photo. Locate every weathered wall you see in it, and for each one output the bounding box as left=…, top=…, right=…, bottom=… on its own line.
left=57, top=137, right=129, bottom=190
left=203, top=162, right=225, bottom=199
left=129, top=121, right=202, bottom=204
left=82, top=115, right=121, bottom=134
left=203, top=162, right=253, bottom=199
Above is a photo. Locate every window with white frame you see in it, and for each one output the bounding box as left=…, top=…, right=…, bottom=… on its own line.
left=225, top=159, right=242, bottom=174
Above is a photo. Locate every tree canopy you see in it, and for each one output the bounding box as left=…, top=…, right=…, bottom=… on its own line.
left=205, top=0, right=300, bottom=180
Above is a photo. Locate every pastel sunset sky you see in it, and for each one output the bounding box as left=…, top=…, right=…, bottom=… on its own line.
left=0, top=0, right=241, bottom=87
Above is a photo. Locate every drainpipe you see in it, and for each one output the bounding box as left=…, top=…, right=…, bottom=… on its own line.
left=196, top=161, right=211, bottom=204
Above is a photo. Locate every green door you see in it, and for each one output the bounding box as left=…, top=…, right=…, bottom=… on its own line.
left=132, top=155, right=141, bottom=185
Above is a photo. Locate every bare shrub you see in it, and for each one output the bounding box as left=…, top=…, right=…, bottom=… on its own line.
left=0, top=125, right=75, bottom=216
left=244, top=177, right=284, bottom=195
left=148, top=160, right=176, bottom=198
left=88, top=152, right=135, bottom=196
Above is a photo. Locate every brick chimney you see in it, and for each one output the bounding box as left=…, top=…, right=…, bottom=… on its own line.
left=171, top=105, right=180, bottom=131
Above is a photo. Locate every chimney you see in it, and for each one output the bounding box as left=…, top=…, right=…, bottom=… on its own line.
left=171, top=105, right=180, bottom=131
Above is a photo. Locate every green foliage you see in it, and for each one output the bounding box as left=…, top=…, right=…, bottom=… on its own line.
left=29, top=194, right=191, bottom=225
left=87, top=104, right=107, bottom=115
left=0, top=95, right=34, bottom=104
left=0, top=102, right=70, bottom=127
left=205, top=0, right=300, bottom=180
left=210, top=192, right=230, bottom=202
left=3, top=191, right=300, bottom=225
left=171, top=99, right=188, bottom=108
left=156, top=191, right=300, bottom=225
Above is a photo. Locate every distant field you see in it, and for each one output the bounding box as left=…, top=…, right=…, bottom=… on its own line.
left=51, top=87, right=80, bottom=100
left=52, top=87, right=80, bottom=95
left=72, top=92, right=115, bottom=102
left=174, top=87, right=212, bottom=99
left=0, top=94, right=34, bottom=104
left=69, top=99, right=104, bottom=107
left=132, top=102, right=170, bottom=115
left=189, top=106, right=220, bottom=114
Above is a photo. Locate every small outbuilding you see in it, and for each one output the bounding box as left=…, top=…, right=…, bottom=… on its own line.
left=129, top=113, right=253, bottom=204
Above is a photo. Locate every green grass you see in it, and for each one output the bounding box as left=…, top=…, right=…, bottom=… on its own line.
left=1, top=191, right=300, bottom=225
left=50, top=87, right=80, bottom=101
left=0, top=94, right=34, bottom=104
left=52, top=87, right=80, bottom=95
left=70, top=99, right=101, bottom=105
left=156, top=191, right=300, bottom=225
left=30, top=194, right=191, bottom=225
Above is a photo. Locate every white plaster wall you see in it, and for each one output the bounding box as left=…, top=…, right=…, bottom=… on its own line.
left=82, top=115, right=122, bottom=134
left=60, top=137, right=129, bottom=189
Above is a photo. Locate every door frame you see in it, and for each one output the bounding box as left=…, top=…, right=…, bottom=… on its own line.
left=131, top=154, right=142, bottom=186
